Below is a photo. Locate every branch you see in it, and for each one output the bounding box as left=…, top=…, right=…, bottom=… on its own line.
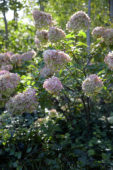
left=2, top=10, right=8, bottom=48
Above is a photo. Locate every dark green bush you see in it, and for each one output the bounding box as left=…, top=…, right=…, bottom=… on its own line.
left=0, top=111, right=113, bottom=170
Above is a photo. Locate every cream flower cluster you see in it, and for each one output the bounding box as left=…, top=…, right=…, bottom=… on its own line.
left=10, top=51, right=36, bottom=66
left=6, top=88, right=38, bottom=115
left=0, top=71, right=20, bottom=108
left=42, top=49, right=71, bottom=92
left=33, top=9, right=67, bottom=47
left=40, top=66, right=54, bottom=78
left=0, top=70, right=10, bottom=75
left=102, top=28, right=113, bottom=45
left=33, top=8, right=53, bottom=29
left=43, top=50, right=71, bottom=70
left=66, top=11, right=90, bottom=31
left=92, top=27, right=105, bottom=38
left=35, top=27, right=66, bottom=47
left=0, top=70, right=11, bottom=107
left=36, top=30, right=48, bottom=44
left=43, top=76, right=63, bottom=94
left=1, top=64, right=13, bottom=71
left=0, top=51, right=36, bottom=69
left=0, top=53, right=11, bottom=66
left=92, top=27, right=113, bottom=45
left=104, top=51, right=113, bottom=70
left=0, top=53, right=13, bottom=71
left=82, top=74, right=103, bottom=96
left=10, top=54, right=21, bottom=66
left=48, top=27, right=65, bottom=42
left=21, top=51, right=36, bottom=62
left=0, top=50, right=38, bottom=111
left=34, top=37, right=40, bottom=48
left=0, top=71, right=20, bottom=97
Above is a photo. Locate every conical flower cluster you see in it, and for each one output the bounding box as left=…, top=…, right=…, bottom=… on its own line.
left=10, top=51, right=36, bottom=66
left=33, top=8, right=53, bottom=29
left=36, top=30, right=48, bottom=44
left=66, top=11, right=90, bottom=31
left=0, top=71, right=20, bottom=97
left=0, top=53, right=13, bottom=71
left=48, top=27, right=65, bottom=42
left=6, top=88, right=38, bottom=115
left=0, top=71, right=20, bottom=108
left=43, top=49, right=71, bottom=71
left=40, top=66, right=54, bottom=78
left=82, top=74, right=103, bottom=96
left=92, top=27, right=113, bottom=45
left=104, top=51, right=113, bottom=70
left=92, top=27, right=105, bottom=38
left=43, top=76, right=63, bottom=94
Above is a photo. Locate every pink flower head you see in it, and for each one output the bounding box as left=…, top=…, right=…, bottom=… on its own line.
left=0, top=70, right=10, bottom=75
left=92, top=27, right=105, bottom=38
left=6, top=88, right=38, bottom=115
left=48, top=27, right=65, bottom=42
left=10, top=54, right=21, bottom=66
left=33, top=8, right=53, bottom=29
left=40, top=66, right=55, bottom=78
left=5, top=52, right=14, bottom=57
left=102, top=28, right=113, bottom=45
left=21, top=51, right=36, bottom=62
left=104, top=51, right=113, bottom=70
left=0, top=53, right=11, bottom=67
left=92, top=27, right=113, bottom=45
left=0, top=72, right=20, bottom=97
left=10, top=51, right=36, bottom=66
left=43, top=50, right=71, bottom=70
left=82, top=74, right=103, bottom=96
left=1, top=64, right=13, bottom=71
left=34, top=37, right=40, bottom=48
left=43, top=76, right=63, bottom=94
left=0, top=72, right=20, bottom=108
left=36, top=30, right=48, bottom=43
left=66, top=11, right=91, bottom=31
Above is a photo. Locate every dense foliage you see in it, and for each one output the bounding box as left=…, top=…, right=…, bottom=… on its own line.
left=0, top=1, right=113, bottom=170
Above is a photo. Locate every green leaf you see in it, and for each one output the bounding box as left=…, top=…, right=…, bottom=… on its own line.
left=78, top=30, right=86, bottom=38
left=76, top=42, right=87, bottom=47
left=26, top=147, right=32, bottom=153
left=88, top=149, right=95, bottom=156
